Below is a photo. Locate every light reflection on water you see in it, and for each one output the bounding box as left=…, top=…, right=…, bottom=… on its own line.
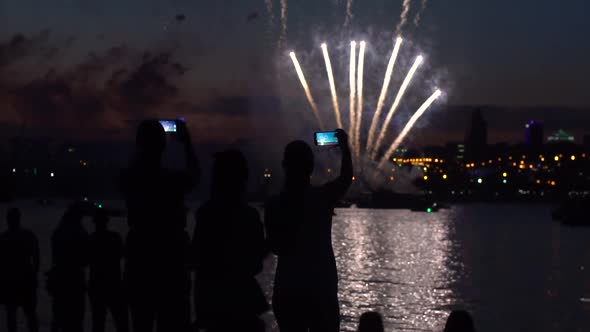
left=261, top=205, right=590, bottom=332
left=5, top=202, right=590, bottom=331
left=333, top=208, right=456, bottom=331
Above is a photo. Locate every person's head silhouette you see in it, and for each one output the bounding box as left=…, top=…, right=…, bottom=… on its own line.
left=6, top=207, right=21, bottom=231
left=358, top=311, right=384, bottom=332
left=211, top=149, right=248, bottom=201
left=282, top=140, right=314, bottom=187
left=60, top=202, right=85, bottom=228
left=136, top=120, right=166, bottom=164
left=444, top=310, right=476, bottom=332
left=93, top=208, right=110, bottom=232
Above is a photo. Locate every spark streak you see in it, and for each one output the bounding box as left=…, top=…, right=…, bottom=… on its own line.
left=349, top=41, right=357, bottom=144
left=376, top=89, right=442, bottom=171
left=371, top=55, right=423, bottom=160
left=265, top=0, right=274, bottom=27
left=279, top=0, right=288, bottom=49
left=289, top=52, right=324, bottom=129
left=414, top=0, right=429, bottom=27
left=395, top=0, right=412, bottom=37
left=366, top=37, right=403, bottom=154
left=321, top=43, right=343, bottom=129
left=355, top=41, right=366, bottom=162
left=344, top=0, right=353, bottom=27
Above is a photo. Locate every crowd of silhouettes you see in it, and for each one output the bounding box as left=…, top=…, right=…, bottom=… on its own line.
left=0, top=120, right=478, bottom=332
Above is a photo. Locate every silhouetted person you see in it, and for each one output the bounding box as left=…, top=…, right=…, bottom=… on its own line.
left=120, top=119, right=199, bottom=332
left=265, top=129, right=353, bottom=332
left=443, top=310, right=476, bottom=332
left=358, top=312, right=384, bottom=332
left=48, top=203, right=89, bottom=332
left=88, top=209, right=128, bottom=332
left=192, top=149, right=268, bottom=332
left=0, top=208, right=40, bottom=332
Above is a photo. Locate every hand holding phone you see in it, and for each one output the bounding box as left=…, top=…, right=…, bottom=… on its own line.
left=314, top=129, right=348, bottom=147
left=159, top=120, right=177, bottom=133
left=175, top=119, right=191, bottom=145
left=314, top=131, right=339, bottom=146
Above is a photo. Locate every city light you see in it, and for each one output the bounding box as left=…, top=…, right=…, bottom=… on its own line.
left=50, top=172, right=55, bottom=178
left=426, top=207, right=432, bottom=213
left=12, top=168, right=16, bottom=173
left=554, top=156, right=559, bottom=161
left=502, top=172, right=508, bottom=177
left=442, top=174, right=448, bottom=180
left=503, top=179, right=508, bottom=184
left=571, top=155, right=576, bottom=161
left=98, top=204, right=103, bottom=209
left=423, top=175, right=428, bottom=180
left=477, top=178, right=483, bottom=184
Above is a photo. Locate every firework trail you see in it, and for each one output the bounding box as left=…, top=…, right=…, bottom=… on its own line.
left=344, top=0, right=353, bottom=27
left=395, top=0, right=412, bottom=37
left=376, top=89, right=442, bottom=171
left=366, top=37, right=403, bottom=154
left=321, top=43, right=343, bottom=129
left=355, top=41, right=366, bottom=162
left=289, top=52, right=325, bottom=129
left=279, top=0, right=288, bottom=49
left=349, top=41, right=357, bottom=147
left=265, top=0, right=274, bottom=28
left=371, top=55, right=423, bottom=160
left=414, top=0, right=428, bottom=27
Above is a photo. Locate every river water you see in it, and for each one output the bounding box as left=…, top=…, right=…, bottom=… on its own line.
left=2, top=202, right=590, bottom=331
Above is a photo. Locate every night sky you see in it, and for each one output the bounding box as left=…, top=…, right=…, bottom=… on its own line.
left=1, top=0, right=589, bottom=144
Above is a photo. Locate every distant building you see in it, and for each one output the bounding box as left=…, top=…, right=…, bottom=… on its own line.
left=547, top=129, right=574, bottom=143
left=445, top=142, right=465, bottom=161
left=465, top=109, right=488, bottom=160
left=524, top=120, right=544, bottom=147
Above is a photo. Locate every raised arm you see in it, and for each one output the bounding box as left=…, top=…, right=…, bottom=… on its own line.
left=177, top=120, right=200, bottom=189
left=324, top=129, right=353, bottom=201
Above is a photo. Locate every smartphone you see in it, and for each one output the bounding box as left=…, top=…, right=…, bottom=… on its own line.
left=314, top=131, right=339, bottom=146
left=159, top=120, right=177, bottom=133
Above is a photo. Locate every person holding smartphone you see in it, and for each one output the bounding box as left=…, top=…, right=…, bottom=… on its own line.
left=120, top=119, right=199, bottom=332
left=265, top=129, right=353, bottom=332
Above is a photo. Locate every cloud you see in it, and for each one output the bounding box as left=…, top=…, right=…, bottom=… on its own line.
left=0, top=31, right=192, bottom=138
left=0, top=30, right=53, bottom=68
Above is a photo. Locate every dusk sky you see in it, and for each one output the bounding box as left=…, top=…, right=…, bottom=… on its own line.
left=1, top=0, right=589, bottom=144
